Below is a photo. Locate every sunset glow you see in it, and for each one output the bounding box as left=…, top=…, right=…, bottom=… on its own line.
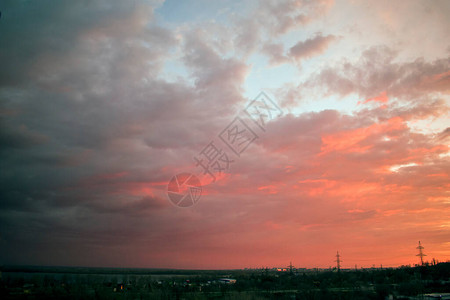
left=0, top=0, right=449, bottom=270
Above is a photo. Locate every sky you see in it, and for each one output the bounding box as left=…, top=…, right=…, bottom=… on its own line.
left=0, top=0, right=449, bottom=270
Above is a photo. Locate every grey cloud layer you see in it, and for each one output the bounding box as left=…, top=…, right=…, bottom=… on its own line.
left=0, top=0, right=448, bottom=268
left=0, top=0, right=254, bottom=265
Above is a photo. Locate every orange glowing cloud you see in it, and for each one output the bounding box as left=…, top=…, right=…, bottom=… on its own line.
left=320, top=116, right=405, bottom=155
left=258, top=185, right=279, bottom=194
left=358, top=91, right=389, bottom=105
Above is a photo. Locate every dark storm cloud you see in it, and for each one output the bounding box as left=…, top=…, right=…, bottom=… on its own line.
left=0, top=122, right=48, bottom=149
left=0, top=0, right=183, bottom=263
left=0, top=0, right=152, bottom=87
left=0, top=0, right=255, bottom=267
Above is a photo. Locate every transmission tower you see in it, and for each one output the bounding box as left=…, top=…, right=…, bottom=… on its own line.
left=287, top=261, right=294, bottom=275
left=335, top=251, right=342, bottom=271
left=416, top=241, right=426, bottom=265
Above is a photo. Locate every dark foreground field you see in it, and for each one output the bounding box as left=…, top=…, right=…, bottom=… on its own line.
left=1, top=263, right=449, bottom=299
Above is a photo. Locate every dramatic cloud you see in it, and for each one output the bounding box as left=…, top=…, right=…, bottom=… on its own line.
left=0, top=0, right=449, bottom=269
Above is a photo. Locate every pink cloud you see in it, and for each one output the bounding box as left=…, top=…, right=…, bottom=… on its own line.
left=289, top=34, right=336, bottom=61
left=358, top=91, right=389, bottom=105
left=319, top=116, right=405, bottom=155
left=289, top=46, right=450, bottom=103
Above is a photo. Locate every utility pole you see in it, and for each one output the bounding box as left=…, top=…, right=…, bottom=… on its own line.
left=416, top=241, right=426, bottom=266
left=335, top=251, right=341, bottom=271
